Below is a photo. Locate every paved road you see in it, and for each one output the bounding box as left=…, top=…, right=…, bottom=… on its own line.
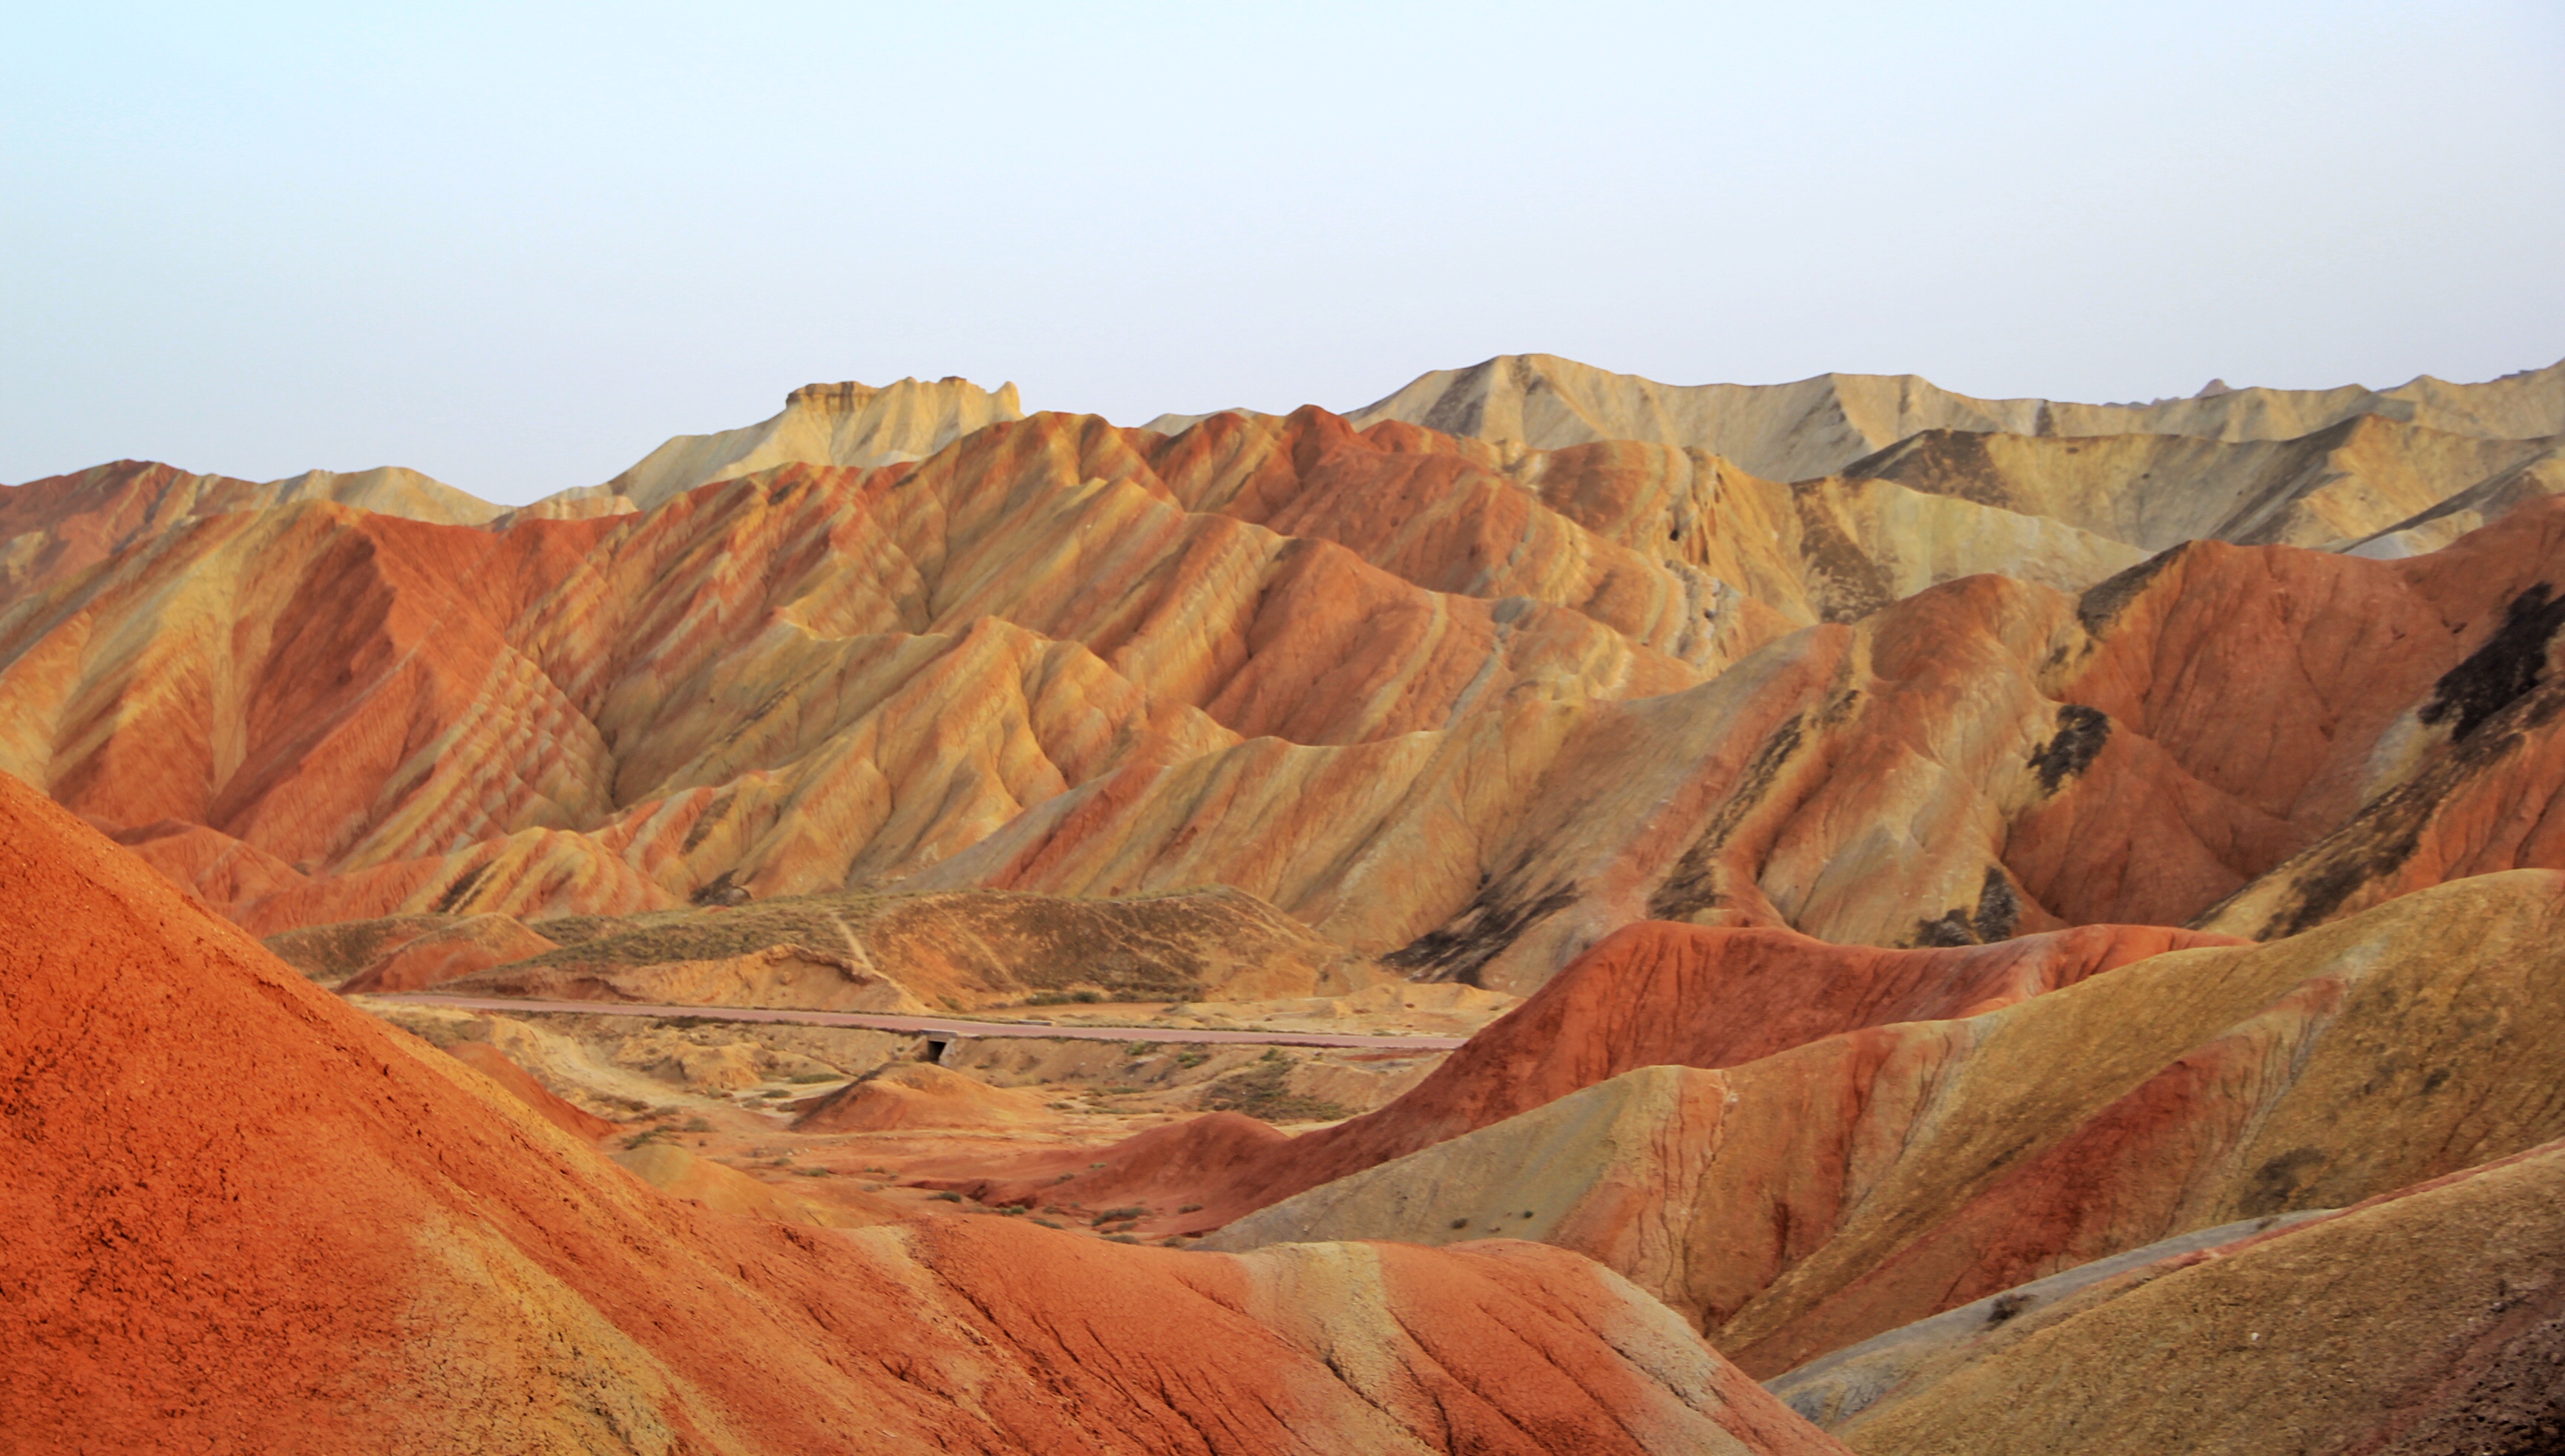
left=364, top=993, right=1470, bottom=1052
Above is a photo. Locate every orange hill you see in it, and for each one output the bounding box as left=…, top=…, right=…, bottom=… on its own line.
left=943, top=918, right=2238, bottom=1233
left=0, top=767, right=1839, bottom=1455
left=1202, top=872, right=2565, bottom=1383
left=7, top=390, right=2565, bottom=991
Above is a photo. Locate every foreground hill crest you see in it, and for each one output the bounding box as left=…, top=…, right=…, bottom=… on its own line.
left=0, top=767, right=1842, bottom=1453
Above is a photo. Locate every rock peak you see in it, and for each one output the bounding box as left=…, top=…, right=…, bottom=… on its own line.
left=586, top=375, right=1025, bottom=511
left=784, top=376, right=1021, bottom=414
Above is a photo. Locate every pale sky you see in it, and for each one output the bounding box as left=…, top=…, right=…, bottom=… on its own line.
left=4, top=1, right=2561, bottom=503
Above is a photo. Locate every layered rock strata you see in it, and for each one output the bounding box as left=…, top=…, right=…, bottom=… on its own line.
left=0, top=767, right=1841, bottom=1455
left=1204, top=873, right=2565, bottom=1382
left=8, top=364, right=2565, bottom=997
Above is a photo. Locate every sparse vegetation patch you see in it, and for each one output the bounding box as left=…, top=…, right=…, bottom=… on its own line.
left=1199, top=1059, right=1350, bottom=1124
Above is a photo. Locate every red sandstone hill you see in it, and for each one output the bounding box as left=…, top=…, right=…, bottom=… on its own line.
left=1203, top=872, right=2565, bottom=1385
left=0, top=769, right=1840, bottom=1454
left=8, top=360, right=2564, bottom=1452
left=940, top=493, right=2565, bottom=988
left=7, top=389, right=2565, bottom=994
left=940, top=919, right=2240, bottom=1234
left=854, top=868, right=2565, bottom=1455
left=0, top=458, right=506, bottom=597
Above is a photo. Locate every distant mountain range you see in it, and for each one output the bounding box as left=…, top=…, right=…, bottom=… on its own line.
left=5, top=353, right=2561, bottom=995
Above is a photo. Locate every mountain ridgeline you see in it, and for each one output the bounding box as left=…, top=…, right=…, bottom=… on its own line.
left=7, top=351, right=2565, bottom=1455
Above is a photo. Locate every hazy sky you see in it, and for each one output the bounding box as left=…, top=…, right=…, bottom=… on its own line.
left=5, top=2, right=2561, bottom=503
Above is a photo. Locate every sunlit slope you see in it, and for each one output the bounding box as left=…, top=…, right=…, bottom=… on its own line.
left=934, top=496, right=2565, bottom=986
left=557, top=376, right=1026, bottom=514
left=1799, top=1138, right=2565, bottom=1455
left=0, top=403, right=2175, bottom=967
left=1352, top=352, right=2565, bottom=482
left=1207, top=871, right=2565, bottom=1380
left=0, top=767, right=1846, bottom=1456
left=7, top=361, right=2565, bottom=994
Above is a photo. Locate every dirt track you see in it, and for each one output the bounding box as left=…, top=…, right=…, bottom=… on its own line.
left=363, top=992, right=1471, bottom=1051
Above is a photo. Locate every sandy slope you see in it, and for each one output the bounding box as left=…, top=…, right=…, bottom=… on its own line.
left=0, top=766, right=1841, bottom=1454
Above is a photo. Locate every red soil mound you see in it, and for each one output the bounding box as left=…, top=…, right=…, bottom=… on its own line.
left=338, top=911, right=558, bottom=992
left=956, top=918, right=2233, bottom=1233
left=2013, top=502, right=2565, bottom=934
left=442, top=1040, right=614, bottom=1140
left=0, top=769, right=1837, bottom=1454
left=790, top=1061, right=1055, bottom=1132
left=105, top=819, right=313, bottom=916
